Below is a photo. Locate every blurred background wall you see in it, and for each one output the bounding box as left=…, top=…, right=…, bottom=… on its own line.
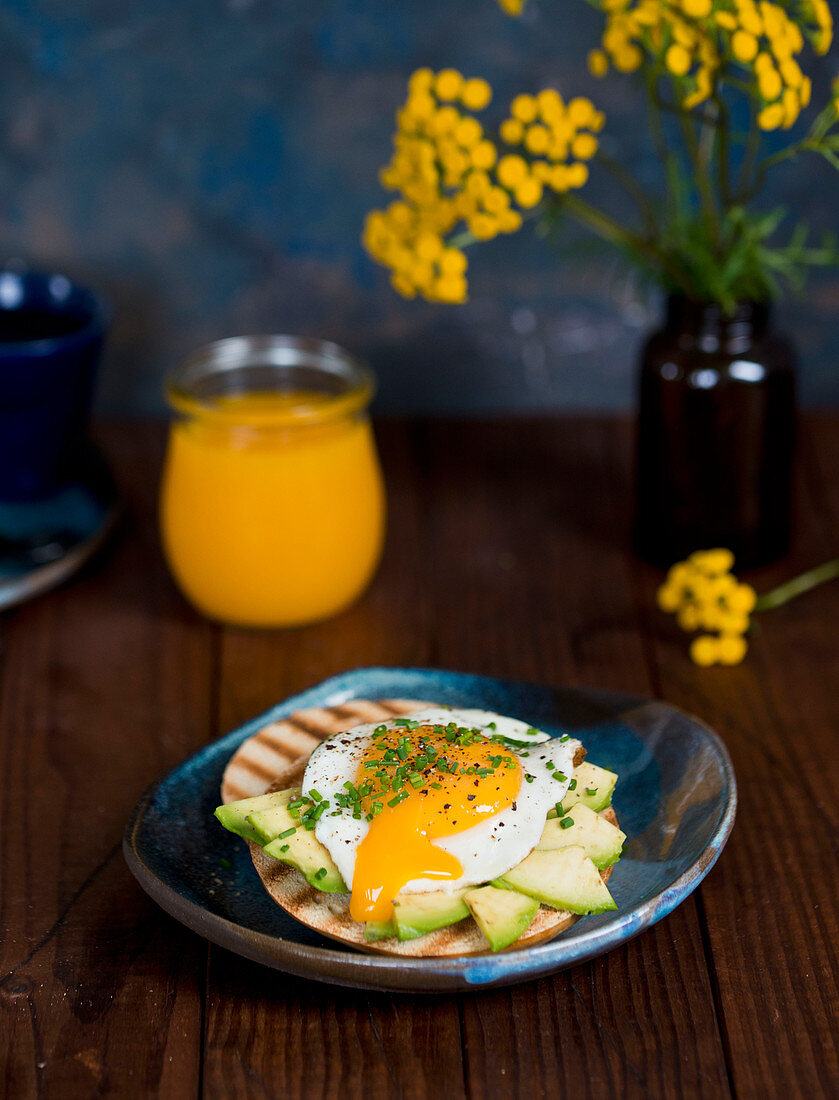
left=1, top=0, right=837, bottom=416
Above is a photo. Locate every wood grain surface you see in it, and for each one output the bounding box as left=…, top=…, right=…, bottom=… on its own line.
left=2, top=417, right=838, bottom=1099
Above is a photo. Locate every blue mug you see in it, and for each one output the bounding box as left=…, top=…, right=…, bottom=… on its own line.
left=0, top=269, right=108, bottom=502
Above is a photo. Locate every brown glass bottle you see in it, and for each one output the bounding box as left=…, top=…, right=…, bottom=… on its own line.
left=634, top=296, right=796, bottom=569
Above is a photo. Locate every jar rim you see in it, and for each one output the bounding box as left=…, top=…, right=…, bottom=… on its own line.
left=165, top=335, right=375, bottom=427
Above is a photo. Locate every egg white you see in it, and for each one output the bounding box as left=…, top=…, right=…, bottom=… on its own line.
left=302, top=708, right=580, bottom=896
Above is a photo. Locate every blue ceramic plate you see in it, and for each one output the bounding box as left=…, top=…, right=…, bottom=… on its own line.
left=124, top=667, right=736, bottom=993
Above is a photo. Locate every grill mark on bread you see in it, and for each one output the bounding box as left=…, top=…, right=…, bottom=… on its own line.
left=235, top=755, right=284, bottom=782
left=254, top=725, right=320, bottom=757
left=328, top=701, right=395, bottom=724
left=281, top=711, right=343, bottom=740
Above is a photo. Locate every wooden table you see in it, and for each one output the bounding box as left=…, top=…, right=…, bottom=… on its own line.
left=2, top=417, right=837, bottom=1099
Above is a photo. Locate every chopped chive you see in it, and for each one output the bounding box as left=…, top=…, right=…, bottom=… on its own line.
left=408, top=773, right=424, bottom=788
left=314, top=867, right=328, bottom=880
left=487, top=721, right=497, bottom=730
left=278, top=826, right=296, bottom=839
left=371, top=801, right=383, bottom=815
left=388, top=791, right=408, bottom=807
left=374, top=724, right=387, bottom=734
left=308, top=790, right=323, bottom=802
left=280, top=844, right=290, bottom=852
left=585, top=787, right=598, bottom=795
left=559, top=734, right=570, bottom=742
left=560, top=816, right=575, bottom=830
left=430, top=782, right=442, bottom=789
left=545, top=761, right=555, bottom=771
left=524, top=774, right=535, bottom=783
left=288, top=799, right=305, bottom=809
left=526, top=728, right=540, bottom=736
left=568, top=778, right=577, bottom=790
left=554, top=802, right=565, bottom=817
left=553, top=771, right=567, bottom=782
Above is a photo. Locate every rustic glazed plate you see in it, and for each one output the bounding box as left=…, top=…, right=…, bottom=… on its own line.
left=124, top=667, right=736, bottom=993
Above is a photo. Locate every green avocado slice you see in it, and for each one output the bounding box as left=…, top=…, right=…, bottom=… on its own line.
left=537, top=804, right=626, bottom=869
left=262, top=822, right=347, bottom=893
left=364, top=919, right=397, bottom=942
left=214, top=788, right=297, bottom=845
left=392, top=889, right=470, bottom=941
left=465, top=884, right=539, bottom=952
left=547, top=762, right=617, bottom=817
left=496, top=845, right=617, bottom=914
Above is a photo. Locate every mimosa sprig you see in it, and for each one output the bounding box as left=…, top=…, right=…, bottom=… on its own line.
left=363, top=0, right=838, bottom=311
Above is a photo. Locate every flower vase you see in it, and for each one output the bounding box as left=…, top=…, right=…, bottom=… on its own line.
left=633, top=296, right=796, bottom=570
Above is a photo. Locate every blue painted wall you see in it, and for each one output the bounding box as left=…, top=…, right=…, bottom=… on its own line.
left=1, top=0, right=837, bottom=414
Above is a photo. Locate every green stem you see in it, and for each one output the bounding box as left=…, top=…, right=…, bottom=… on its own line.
left=754, top=558, right=839, bottom=612
left=559, top=193, right=687, bottom=288
left=594, top=150, right=658, bottom=236
left=734, top=95, right=762, bottom=202
left=674, top=82, right=719, bottom=248
left=743, top=139, right=825, bottom=204
left=712, top=91, right=732, bottom=210
left=559, top=192, right=645, bottom=249
left=447, top=229, right=477, bottom=249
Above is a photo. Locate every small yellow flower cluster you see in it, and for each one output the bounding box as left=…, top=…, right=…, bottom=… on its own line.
left=586, top=0, right=830, bottom=128
left=498, top=91, right=605, bottom=204
left=364, top=69, right=601, bottom=303
left=720, top=0, right=821, bottom=130
left=363, top=68, right=513, bottom=303
left=657, top=548, right=757, bottom=666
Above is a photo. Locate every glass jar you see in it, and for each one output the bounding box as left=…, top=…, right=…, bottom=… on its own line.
left=634, top=296, right=796, bottom=569
left=160, top=336, right=385, bottom=627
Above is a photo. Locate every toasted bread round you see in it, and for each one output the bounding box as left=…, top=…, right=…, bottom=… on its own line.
left=222, top=699, right=616, bottom=957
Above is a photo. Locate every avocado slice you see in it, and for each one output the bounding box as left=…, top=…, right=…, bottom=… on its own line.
left=214, top=788, right=297, bottom=845
left=537, top=804, right=626, bottom=869
left=465, top=884, right=539, bottom=952
left=547, top=762, right=617, bottom=816
left=261, top=812, right=347, bottom=894
left=364, top=919, right=397, bottom=942
left=392, top=889, right=470, bottom=941
left=496, top=845, right=617, bottom=914
left=246, top=789, right=305, bottom=844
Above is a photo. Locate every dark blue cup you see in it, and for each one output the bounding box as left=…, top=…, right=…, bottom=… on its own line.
left=0, top=269, right=108, bottom=502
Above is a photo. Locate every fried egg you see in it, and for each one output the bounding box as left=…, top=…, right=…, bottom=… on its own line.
left=302, top=707, right=580, bottom=923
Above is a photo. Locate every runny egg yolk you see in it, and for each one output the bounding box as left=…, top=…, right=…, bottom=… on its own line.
left=348, top=724, right=522, bottom=923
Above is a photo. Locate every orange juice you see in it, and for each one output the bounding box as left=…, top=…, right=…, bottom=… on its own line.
left=160, top=385, right=385, bottom=628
